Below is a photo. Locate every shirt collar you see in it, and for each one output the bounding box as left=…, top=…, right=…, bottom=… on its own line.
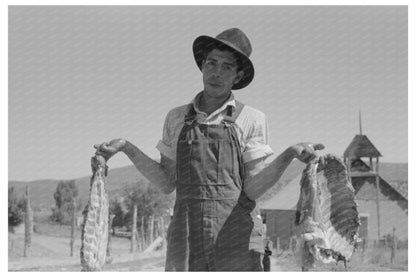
left=191, top=91, right=236, bottom=119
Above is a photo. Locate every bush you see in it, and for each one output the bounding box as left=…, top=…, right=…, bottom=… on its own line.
left=8, top=187, right=26, bottom=227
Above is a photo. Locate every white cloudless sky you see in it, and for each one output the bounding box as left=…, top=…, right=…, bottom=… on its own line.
left=8, top=5, right=408, bottom=181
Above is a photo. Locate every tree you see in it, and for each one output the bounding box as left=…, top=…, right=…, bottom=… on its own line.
left=108, top=179, right=174, bottom=230
left=109, top=197, right=128, bottom=232
left=51, top=180, right=78, bottom=224
left=8, top=187, right=26, bottom=227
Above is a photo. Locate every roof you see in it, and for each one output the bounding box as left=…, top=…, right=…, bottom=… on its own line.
left=260, top=159, right=407, bottom=211
left=388, top=181, right=408, bottom=200
left=344, top=135, right=382, bottom=158
left=349, top=158, right=408, bottom=200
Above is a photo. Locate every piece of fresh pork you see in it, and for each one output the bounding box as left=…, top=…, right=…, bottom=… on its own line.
left=80, top=155, right=109, bottom=271
left=294, top=154, right=360, bottom=271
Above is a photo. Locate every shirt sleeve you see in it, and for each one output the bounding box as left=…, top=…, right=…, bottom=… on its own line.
left=242, top=111, right=274, bottom=163
left=156, top=110, right=176, bottom=161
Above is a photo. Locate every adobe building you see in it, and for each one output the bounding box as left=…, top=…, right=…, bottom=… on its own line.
left=261, top=132, right=408, bottom=249
left=343, top=134, right=407, bottom=241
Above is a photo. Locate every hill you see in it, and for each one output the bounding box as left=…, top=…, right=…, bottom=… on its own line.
left=8, top=165, right=152, bottom=210
left=8, top=160, right=407, bottom=210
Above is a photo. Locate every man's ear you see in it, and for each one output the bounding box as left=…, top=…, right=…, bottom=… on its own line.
left=234, top=70, right=244, bottom=84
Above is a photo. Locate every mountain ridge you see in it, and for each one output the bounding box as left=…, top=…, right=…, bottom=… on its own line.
left=8, top=161, right=408, bottom=210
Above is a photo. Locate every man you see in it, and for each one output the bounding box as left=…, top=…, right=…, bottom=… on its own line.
left=94, top=28, right=324, bottom=271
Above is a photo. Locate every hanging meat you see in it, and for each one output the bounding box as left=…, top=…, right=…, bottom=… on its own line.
left=80, top=155, right=109, bottom=271
left=294, top=154, right=360, bottom=271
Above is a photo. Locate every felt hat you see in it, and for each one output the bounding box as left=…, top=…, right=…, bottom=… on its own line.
left=193, top=28, right=254, bottom=90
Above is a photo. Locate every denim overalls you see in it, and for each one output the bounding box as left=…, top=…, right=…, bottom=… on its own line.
left=165, top=101, right=264, bottom=271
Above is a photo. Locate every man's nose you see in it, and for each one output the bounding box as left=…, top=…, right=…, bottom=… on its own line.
left=212, top=65, right=223, bottom=77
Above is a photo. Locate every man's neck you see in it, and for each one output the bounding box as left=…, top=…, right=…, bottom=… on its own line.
left=198, top=91, right=232, bottom=116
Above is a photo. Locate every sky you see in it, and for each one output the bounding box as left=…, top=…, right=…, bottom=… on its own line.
left=8, top=5, right=408, bottom=181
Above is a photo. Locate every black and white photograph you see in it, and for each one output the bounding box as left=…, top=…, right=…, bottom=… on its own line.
left=7, top=4, right=409, bottom=272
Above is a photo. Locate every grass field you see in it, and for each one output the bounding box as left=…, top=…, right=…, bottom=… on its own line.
left=272, top=247, right=408, bottom=271
left=8, top=221, right=407, bottom=272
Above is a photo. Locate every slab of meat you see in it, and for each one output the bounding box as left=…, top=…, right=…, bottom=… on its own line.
left=294, top=154, right=360, bottom=271
left=80, top=155, right=109, bottom=271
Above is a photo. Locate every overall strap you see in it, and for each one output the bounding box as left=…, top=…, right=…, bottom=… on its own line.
left=222, top=100, right=246, bottom=184
left=184, top=104, right=197, bottom=123
left=223, top=100, right=245, bottom=123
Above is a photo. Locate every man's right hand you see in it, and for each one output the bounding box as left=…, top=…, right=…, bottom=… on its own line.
left=94, top=138, right=126, bottom=161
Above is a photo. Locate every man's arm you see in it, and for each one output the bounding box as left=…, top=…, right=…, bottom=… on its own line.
left=95, top=139, right=175, bottom=194
left=122, top=141, right=175, bottom=194
left=244, top=147, right=295, bottom=200
left=243, top=143, right=324, bottom=200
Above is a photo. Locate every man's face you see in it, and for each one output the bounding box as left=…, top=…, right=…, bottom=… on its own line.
left=201, top=49, right=244, bottom=98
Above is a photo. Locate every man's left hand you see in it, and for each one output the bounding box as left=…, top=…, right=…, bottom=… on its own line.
left=290, top=142, right=325, bottom=164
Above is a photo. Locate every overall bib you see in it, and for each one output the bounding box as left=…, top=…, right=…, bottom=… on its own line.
left=165, top=101, right=264, bottom=271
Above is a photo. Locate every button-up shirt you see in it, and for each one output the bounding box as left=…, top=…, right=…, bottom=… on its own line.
left=156, top=91, right=274, bottom=164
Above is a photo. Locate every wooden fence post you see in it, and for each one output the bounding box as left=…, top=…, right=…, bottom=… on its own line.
left=140, top=216, right=146, bottom=250
left=160, top=217, right=165, bottom=238
left=106, top=214, right=115, bottom=263
left=289, top=236, right=294, bottom=253
left=160, top=216, right=166, bottom=248
left=276, top=237, right=280, bottom=253
left=155, top=217, right=160, bottom=238
left=362, top=238, right=367, bottom=252
left=391, top=227, right=397, bottom=264
left=24, top=186, right=33, bottom=258
left=131, top=204, right=137, bottom=253
left=137, top=216, right=142, bottom=251
left=70, top=197, right=76, bottom=256
left=149, top=215, right=154, bottom=245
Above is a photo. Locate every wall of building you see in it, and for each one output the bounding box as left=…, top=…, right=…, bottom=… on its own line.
left=355, top=180, right=408, bottom=240
left=263, top=209, right=296, bottom=249
left=262, top=175, right=408, bottom=250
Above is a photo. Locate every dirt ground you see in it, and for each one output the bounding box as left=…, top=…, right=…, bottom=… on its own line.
left=8, top=231, right=407, bottom=272
left=8, top=232, right=166, bottom=271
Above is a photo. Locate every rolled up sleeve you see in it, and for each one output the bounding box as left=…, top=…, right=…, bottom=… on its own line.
left=156, top=140, right=175, bottom=161
left=156, top=111, right=176, bottom=161
left=242, top=112, right=274, bottom=163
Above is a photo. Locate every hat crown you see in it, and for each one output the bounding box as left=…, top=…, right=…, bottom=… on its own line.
left=216, top=28, right=252, bottom=57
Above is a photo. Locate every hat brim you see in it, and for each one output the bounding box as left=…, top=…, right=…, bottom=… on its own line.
left=193, top=35, right=254, bottom=90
